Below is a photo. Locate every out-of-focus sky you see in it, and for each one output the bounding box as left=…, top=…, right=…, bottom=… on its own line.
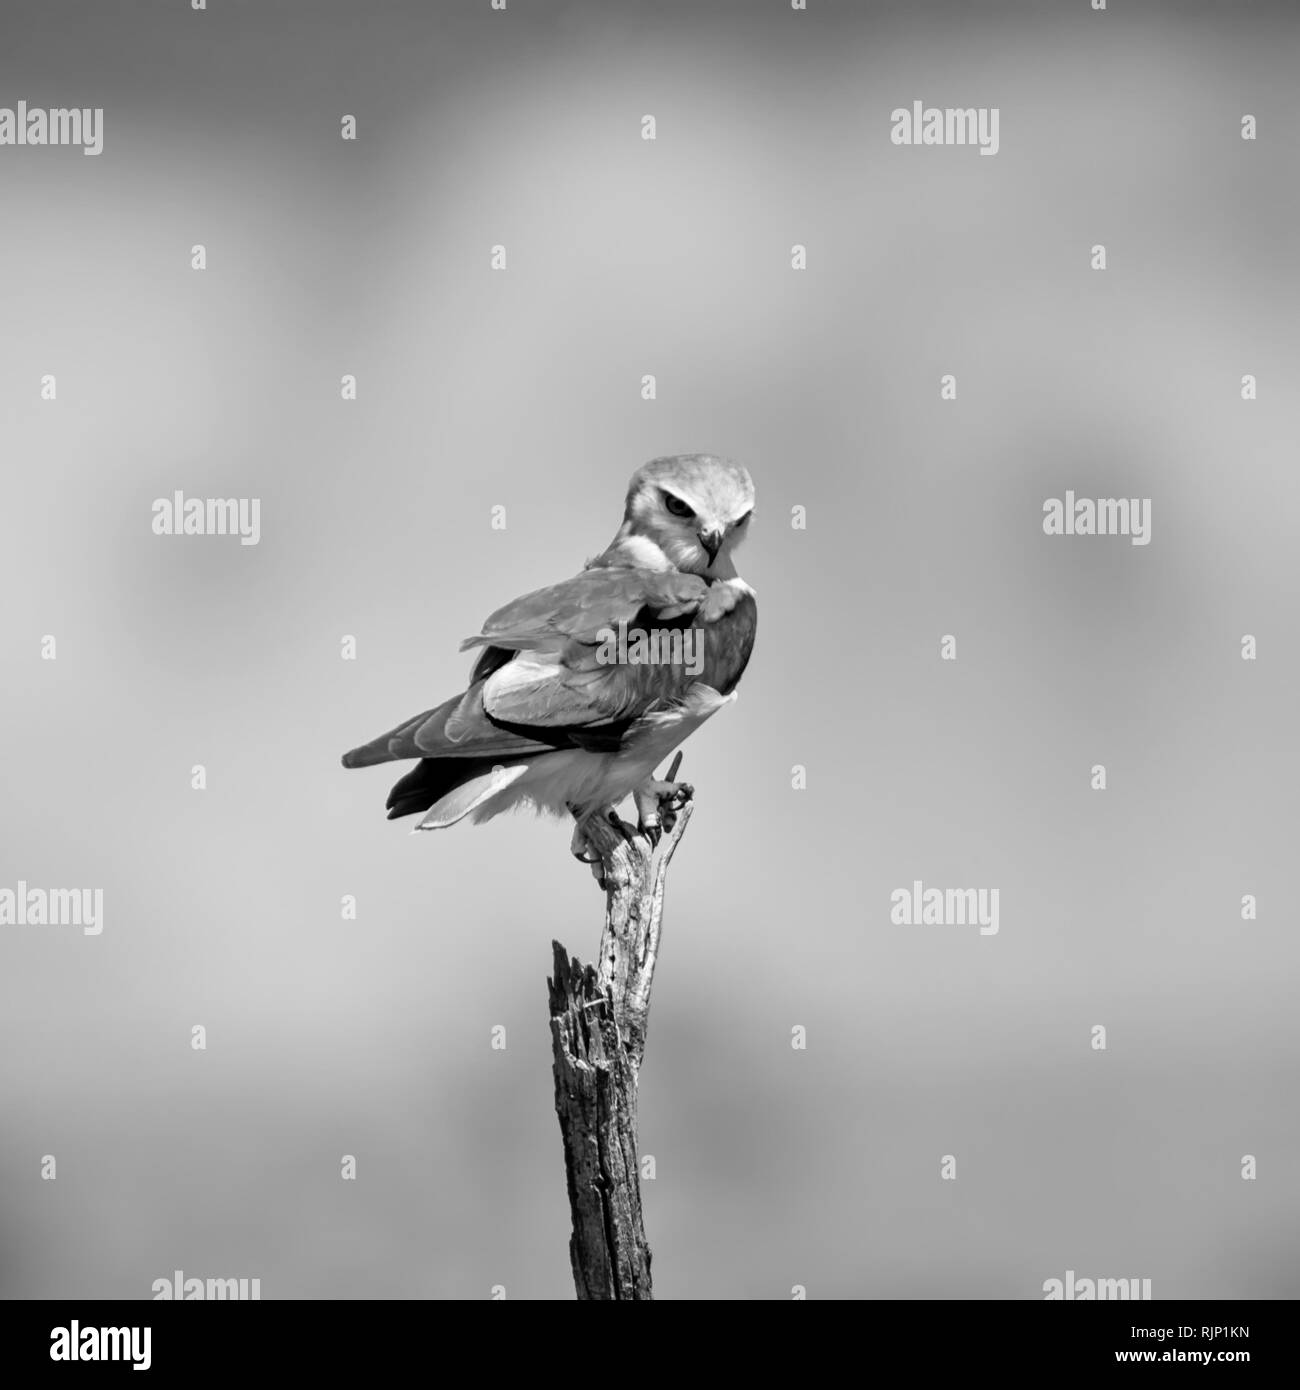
left=1, top=0, right=1297, bottom=1298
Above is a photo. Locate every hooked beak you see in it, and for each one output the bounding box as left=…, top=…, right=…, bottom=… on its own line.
left=699, top=527, right=724, bottom=563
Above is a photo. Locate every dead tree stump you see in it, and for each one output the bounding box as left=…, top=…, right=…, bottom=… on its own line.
left=547, top=782, right=694, bottom=1301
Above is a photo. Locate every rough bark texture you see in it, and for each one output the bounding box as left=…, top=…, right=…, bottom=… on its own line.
left=547, top=795, right=694, bottom=1301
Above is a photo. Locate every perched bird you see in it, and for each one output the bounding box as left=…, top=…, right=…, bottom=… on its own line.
left=341, top=454, right=757, bottom=861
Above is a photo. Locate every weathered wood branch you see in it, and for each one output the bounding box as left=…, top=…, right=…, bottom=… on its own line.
left=547, top=775, right=694, bottom=1302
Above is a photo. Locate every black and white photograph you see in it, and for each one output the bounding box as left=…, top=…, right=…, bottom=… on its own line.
left=0, top=0, right=1294, bottom=1363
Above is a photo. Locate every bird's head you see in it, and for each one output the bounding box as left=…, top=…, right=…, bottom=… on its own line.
left=622, top=454, right=756, bottom=578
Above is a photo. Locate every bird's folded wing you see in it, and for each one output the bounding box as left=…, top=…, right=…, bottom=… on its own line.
left=460, top=567, right=708, bottom=651
left=476, top=654, right=656, bottom=730
left=447, top=568, right=711, bottom=733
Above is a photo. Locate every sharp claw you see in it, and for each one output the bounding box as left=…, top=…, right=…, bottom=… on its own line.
left=570, top=821, right=599, bottom=865
left=630, top=770, right=695, bottom=845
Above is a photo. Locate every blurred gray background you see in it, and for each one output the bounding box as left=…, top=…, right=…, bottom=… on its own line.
left=1, top=0, right=1297, bottom=1299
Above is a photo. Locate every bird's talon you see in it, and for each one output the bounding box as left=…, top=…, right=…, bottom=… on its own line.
left=570, top=818, right=601, bottom=865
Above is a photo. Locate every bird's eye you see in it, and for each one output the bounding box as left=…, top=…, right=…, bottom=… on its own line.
left=662, top=492, right=695, bottom=520
left=733, top=510, right=752, bottom=527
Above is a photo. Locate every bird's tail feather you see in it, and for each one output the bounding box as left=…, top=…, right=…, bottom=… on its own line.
left=412, top=763, right=531, bottom=831
left=383, top=755, right=530, bottom=822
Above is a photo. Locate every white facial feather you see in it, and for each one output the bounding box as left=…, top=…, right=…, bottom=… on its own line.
left=619, top=454, right=755, bottom=577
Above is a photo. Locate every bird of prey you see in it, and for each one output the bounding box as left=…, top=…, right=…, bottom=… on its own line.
left=341, top=454, right=757, bottom=863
